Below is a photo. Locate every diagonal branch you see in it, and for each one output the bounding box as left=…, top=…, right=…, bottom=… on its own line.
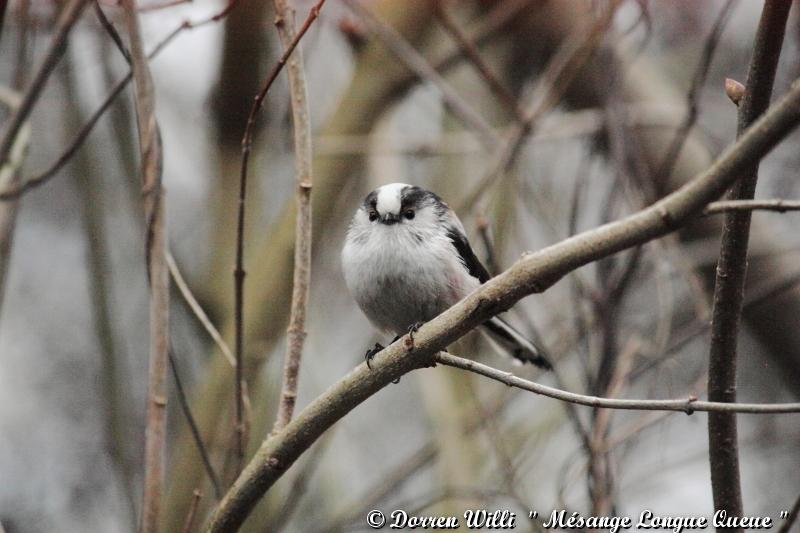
left=432, top=1, right=524, bottom=123
left=205, top=75, right=800, bottom=533
left=0, top=1, right=240, bottom=201
left=653, top=0, right=737, bottom=184
left=706, top=1, right=791, bottom=527
left=344, top=0, right=499, bottom=149
left=0, top=0, right=90, bottom=170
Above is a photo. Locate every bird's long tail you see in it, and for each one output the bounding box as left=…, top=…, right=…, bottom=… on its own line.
left=480, top=317, right=552, bottom=369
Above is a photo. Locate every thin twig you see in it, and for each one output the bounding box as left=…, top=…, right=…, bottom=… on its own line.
left=95, top=4, right=227, bottom=505
left=206, top=76, right=800, bottom=532
left=0, top=1, right=241, bottom=201
left=271, top=0, right=320, bottom=433
left=233, top=0, right=325, bottom=474
left=120, top=0, right=170, bottom=531
left=0, top=0, right=90, bottom=170
left=706, top=2, right=791, bottom=526
left=703, top=198, right=800, bottom=214
left=653, top=0, right=737, bottom=184
left=180, top=490, right=202, bottom=533
left=166, top=250, right=236, bottom=367
left=344, top=0, right=499, bottom=149
left=435, top=352, right=800, bottom=414
left=0, top=88, right=29, bottom=317
left=457, top=0, right=621, bottom=213
left=433, top=1, right=524, bottom=122
left=169, top=348, right=223, bottom=499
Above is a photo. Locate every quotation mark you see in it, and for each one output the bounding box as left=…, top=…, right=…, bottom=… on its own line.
left=528, top=511, right=539, bottom=519
left=780, top=510, right=788, bottom=519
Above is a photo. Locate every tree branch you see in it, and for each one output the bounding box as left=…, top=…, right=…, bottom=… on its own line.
left=344, top=0, right=499, bottom=149
left=654, top=0, right=737, bottom=184
left=432, top=1, right=524, bottom=123
left=457, top=0, right=620, bottom=213
left=119, top=0, right=170, bottom=531
left=167, top=250, right=236, bottom=367
left=0, top=1, right=240, bottom=201
left=0, top=0, right=90, bottom=170
left=205, top=75, right=800, bottom=533
left=434, top=352, right=800, bottom=414
left=706, top=2, right=790, bottom=528
left=232, top=0, right=325, bottom=473
left=704, top=198, right=800, bottom=214
left=271, top=0, right=320, bottom=433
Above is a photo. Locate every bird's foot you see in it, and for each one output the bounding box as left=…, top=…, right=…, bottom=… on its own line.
left=404, top=322, right=424, bottom=351
left=364, top=342, right=384, bottom=369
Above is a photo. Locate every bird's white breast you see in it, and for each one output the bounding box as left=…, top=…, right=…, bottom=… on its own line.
left=342, top=222, right=478, bottom=334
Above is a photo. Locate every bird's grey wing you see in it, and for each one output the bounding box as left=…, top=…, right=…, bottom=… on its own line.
left=445, top=226, right=491, bottom=283
left=445, top=215, right=552, bottom=369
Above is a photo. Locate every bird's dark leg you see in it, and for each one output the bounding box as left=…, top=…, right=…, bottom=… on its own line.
left=364, top=342, right=384, bottom=370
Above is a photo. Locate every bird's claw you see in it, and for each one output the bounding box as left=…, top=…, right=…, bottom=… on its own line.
left=404, top=322, right=424, bottom=351
left=364, top=342, right=384, bottom=369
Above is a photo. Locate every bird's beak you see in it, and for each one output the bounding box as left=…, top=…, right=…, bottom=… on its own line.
left=380, top=213, right=400, bottom=225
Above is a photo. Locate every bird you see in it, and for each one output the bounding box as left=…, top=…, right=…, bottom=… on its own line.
left=341, top=182, right=551, bottom=369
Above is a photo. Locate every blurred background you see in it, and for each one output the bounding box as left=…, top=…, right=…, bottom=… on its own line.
left=0, top=0, right=799, bottom=531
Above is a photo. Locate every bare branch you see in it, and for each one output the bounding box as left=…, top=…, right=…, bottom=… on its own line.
left=0, top=1, right=240, bottom=201
left=0, top=0, right=90, bottom=170
left=457, top=0, right=621, bottom=213
left=654, top=0, right=737, bottom=184
left=0, top=88, right=29, bottom=315
left=344, top=0, right=499, bottom=149
left=119, top=0, right=170, bottom=531
left=433, top=2, right=524, bottom=122
left=271, top=0, right=318, bottom=433
left=166, top=251, right=236, bottom=367
left=706, top=1, right=790, bottom=526
left=704, top=198, right=800, bottom=214
left=233, top=0, right=325, bottom=473
left=168, top=349, right=223, bottom=499
left=434, top=352, right=800, bottom=415
left=205, top=75, right=800, bottom=532
left=180, top=490, right=202, bottom=533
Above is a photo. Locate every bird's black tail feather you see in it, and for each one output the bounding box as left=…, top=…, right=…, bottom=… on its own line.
left=481, top=317, right=552, bottom=369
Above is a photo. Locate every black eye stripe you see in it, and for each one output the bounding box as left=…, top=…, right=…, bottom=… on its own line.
left=400, top=186, right=426, bottom=210
left=362, top=190, right=379, bottom=210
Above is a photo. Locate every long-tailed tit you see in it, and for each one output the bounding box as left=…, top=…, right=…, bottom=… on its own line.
left=341, top=183, right=551, bottom=369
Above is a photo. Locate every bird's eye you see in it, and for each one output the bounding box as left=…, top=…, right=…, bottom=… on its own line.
left=368, top=209, right=379, bottom=222
left=403, top=209, right=415, bottom=220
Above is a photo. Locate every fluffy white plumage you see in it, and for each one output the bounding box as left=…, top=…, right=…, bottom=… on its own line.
left=341, top=183, right=550, bottom=368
